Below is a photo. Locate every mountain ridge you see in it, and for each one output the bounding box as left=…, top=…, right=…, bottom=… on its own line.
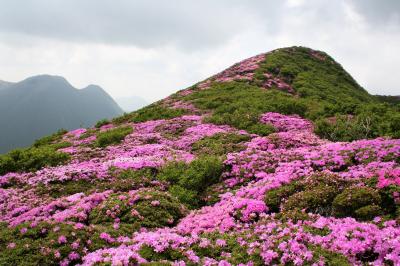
left=0, top=74, right=123, bottom=153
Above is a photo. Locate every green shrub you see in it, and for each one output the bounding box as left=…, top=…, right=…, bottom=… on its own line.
left=168, top=185, right=200, bottom=208
left=315, top=115, right=379, bottom=141
left=36, top=179, right=95, bottom=198
left=155, top=119, right=195, bottom=140
left=37, top=168, right=157, bottom=197
left=310, top=246, right=352, bottom=266
left=158, top=156, right=224, bottom=208
left=184, top=82, right=306, bottom=135
left=0, top=222, right=91, bottom=265
left=95, top=126, right=133, bottom=147
left=283, top=186, right=339, bottom=216
left=332, top=186, right=382, bottom=220
left=89, top=189, right=186, bottom=228
left=32, top=129, right=68, bottom=148
left=264, top=183, right=300, bottom=213
left=0, top=146, right=70, bottom=175
left=139, top=245, right=185, bottom=262
left=354, top=205, right=382, bottom=221
left=132, top=105, right=187, bottom=123
left=265, top=174, right=399, bottom=221
left=95, top=118, right=110, bottom=128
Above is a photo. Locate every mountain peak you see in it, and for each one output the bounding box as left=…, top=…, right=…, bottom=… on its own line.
left=18, top=74, right=73, bottom=92
left=187, top=46, right=370, bottom=104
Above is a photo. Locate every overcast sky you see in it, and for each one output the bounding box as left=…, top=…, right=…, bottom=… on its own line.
left=0, top=0, right=399, bottom=102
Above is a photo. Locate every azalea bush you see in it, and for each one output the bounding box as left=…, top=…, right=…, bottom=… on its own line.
left=89, top=189, right=187, bottom=229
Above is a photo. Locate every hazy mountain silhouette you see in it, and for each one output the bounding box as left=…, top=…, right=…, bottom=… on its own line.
left=0, top=75, right=123, bottom=153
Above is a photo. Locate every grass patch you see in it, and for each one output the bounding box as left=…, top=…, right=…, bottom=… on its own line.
left=95, top=126, right=133, bottom=147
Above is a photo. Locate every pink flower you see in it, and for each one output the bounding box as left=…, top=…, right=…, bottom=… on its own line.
left=216, top=239, right=227, bottom=247
left=151, top=200, right=160, bottom=206
left=58, top=235, right=67, bottom=244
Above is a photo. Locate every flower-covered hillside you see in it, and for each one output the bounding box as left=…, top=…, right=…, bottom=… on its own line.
left=0, top=46, right=399, bottom=265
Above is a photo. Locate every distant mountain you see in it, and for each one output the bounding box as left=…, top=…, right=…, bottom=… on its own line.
left=0, top=75, right=123, bottom=153
left=116, top=96, right=148, bottom=112
left=0, top=79, right=13, bottom=89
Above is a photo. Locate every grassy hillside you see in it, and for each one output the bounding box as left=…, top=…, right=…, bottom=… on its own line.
left=0, top=47, right=399, bottom=265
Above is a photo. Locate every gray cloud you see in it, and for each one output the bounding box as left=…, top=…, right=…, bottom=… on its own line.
left=0, top=0, right=399, bottom=99
left=350, top=0, right=400, bottom=25
left=0, top=0, right=272, bottom=50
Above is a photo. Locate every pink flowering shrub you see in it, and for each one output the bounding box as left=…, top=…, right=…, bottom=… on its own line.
left=0, top=91, right=399, bottom=265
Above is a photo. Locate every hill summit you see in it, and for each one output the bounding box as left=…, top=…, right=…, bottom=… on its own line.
left=0, top=75, right=123, bottom=153
left=0, top=47, right=399, bottom=265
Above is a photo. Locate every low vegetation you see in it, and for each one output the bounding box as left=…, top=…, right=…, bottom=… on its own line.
left=95, top=126, right=133, bottom=147
left=158, top=156, right=224, bottom=208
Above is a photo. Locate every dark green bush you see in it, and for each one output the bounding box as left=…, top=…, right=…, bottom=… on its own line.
left=192, top=133, right=250, bottom=156
left=95, top=126, right=133, bottom=147
left=94, top=118, right=110, bottom=128
left=155, top=119, right=195, bottom=140
left=0, top=222, right=91, bottom=265
left=38, top=168, right=157, bottom=198
left=184, top=82, right=306, bottom=135
left=32, top=129, right=68, bottom=148
left=266, top=174, right=400, bottom=221
left=283, top=186, right=340, bottom=216
left=332, top=186, right=382, bottom=220
left=314, top=115, right=381, bottom=141
left=139, top=245, right=186, bottom=262
left=354, top=205, right=382, bottom=221
left=132, top=105, right=187, bottom=123
left=89, top=189, right=186, bottom=228
left=310, top=246, right=351, bottom=266
left=158, top=156, right=224, bottom=208
left=264, top=183, right=300, bottom=213
left=0, top=146, right=70, bottom=175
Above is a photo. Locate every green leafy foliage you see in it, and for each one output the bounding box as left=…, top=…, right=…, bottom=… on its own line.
left=112, top=103, right=187, bottom=124
left=89, top=189, right=186, bottom=228
left=184, top=82, right=306, bottom=135
left=132, top=105, right=187, bottom=123
left=158, top=156, right=224, bottom=208
left=95, top=126, right=133, bottom=147
left=94, top=119, right=110, bottom=128
left=0, top=146, right=70, bottom=175
left=332, top=187, right=382, bottom=220
left=139, top=245, right=186, bottom=262
left=37, top=168, right=157, bottom=198
left=0, top=222, right=91, bottom=266
left=191, top=133, right=251, bottom=156
left=264, top=174, right=395, bottom=221
left=32, top=129, right=68, bottom=148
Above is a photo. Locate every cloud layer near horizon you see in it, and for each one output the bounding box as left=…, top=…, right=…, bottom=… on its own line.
left=0, top=0, right=399, bottom=101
